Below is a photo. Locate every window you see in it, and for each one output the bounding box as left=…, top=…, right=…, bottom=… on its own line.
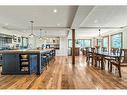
left=111, top=33, right=122, bottom=48
left=21, top=37, right=29, bottom=48
left=0, top=34, right=12, bottom=49
left=103, top=36, right=109, bottom=50
left=97, top=39, right=102, bottom=47
left=82, top=40, right=91, bottom=48
left=68, top=39, right=72, bottom=47
left=68, top=39, right=91, bottom=48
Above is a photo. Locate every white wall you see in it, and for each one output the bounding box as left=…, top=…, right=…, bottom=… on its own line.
left=56, top=37, right=68, bottom=56
left=28, top=36, right=68, bottom=56
left=0, top=27, right=24, bottom=36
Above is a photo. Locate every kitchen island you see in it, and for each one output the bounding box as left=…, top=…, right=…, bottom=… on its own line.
left=0, top=49, right=55, bottom=75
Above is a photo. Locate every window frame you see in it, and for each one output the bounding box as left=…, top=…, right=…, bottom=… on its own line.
left=102, top=36, right=109, bottom=51
left=97, top=39, right=103, bottom=47
left=21, top=37, right=29, bottom=49
left=110, top=32, right=123, bottom=48
left=68, top=39, right=92, bottom=48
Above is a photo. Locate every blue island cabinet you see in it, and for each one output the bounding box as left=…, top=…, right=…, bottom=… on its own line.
left=1, top=53, right=38, bottom=75
left=29, top=54, right=38, bottom=74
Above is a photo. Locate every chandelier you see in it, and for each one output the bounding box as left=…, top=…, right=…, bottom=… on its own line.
left=98, top=27, right=103, bottom=40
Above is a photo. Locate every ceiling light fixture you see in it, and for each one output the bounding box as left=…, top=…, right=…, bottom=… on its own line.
left=39, top=29, right=42, bottom=40
left=94, top=19, right=98, bottom=23
left=53, top=9, right=58, bottom=13
left=57, top=23, right=60, bottom=26
left=29, top=21, right=35, bottom=38
left=5, top=23, right=8, bottom=26
left=44, top=31, right=47, bottom=38
left=42, top=30, right=47, bottom=40
left=98, top=27, right=103, bottom=40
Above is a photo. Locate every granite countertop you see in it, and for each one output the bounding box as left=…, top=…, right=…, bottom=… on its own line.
left=0, top=48, right=54, bottom=54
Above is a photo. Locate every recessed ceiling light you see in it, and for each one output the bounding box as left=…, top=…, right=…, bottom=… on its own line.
left=53, top=9, right=58, bottom=13
left=5, top=23, right=8, bottom=26
left=57, top=23, right=60, bottom=26
left=94, top=20, right=98, bottom=23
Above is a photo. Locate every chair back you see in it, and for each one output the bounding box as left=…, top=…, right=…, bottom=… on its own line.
left=101, top=47, right=107, bottom=52
left=85, top=47, right=95, bottom=56
left=91, top=48, right=95, bottom=52
left=111, top=49, right=122, bottom=65
left=111, top=48, right=119, bottom=55
left=85, top=47, right=90, bottom=56
left=89, top=47, right=95, bottom=56
left=121, top=49, right=127, bottom=63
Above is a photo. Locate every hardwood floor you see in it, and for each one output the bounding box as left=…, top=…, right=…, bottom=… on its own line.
left=0, top=56, right=127, bottom=89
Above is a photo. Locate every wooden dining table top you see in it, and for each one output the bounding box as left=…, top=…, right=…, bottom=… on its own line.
left=88, top=51, right=122, bottom=57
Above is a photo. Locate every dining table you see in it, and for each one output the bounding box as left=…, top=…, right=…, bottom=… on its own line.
left=87, top=50, right=122, bottom=70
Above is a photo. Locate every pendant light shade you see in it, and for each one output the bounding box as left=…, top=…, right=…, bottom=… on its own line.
left=43, top=30, right=47, bottom=40
left=39, top=29, right=42, bottom=40
left=29, top=21, right=35, bottom=38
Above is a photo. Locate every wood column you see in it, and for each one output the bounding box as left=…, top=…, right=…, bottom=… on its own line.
left=72, top=29, right=75, bottom=65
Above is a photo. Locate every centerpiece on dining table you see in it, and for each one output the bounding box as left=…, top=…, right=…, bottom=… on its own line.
left=95, top=45, right=100, bottom=52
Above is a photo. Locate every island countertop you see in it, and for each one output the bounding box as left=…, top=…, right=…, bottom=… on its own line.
left=0, top=48, right=54, bottom=54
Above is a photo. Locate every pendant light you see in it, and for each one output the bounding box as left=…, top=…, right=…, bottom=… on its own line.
left=43, top=30, right=47, bottom=39
left=29, top=21, right=35, bottom=38
left=98, top=27, right=103, bottom=40
left=39, top=29, right=42, bottom=40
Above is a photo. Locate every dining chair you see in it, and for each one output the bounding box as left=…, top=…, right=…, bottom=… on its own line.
left=101, top=47, right=107, bottom=52
left=82, top=48, right=87, bottom=56
left=93, top=46, right=100, bottom=67
left=86, top=47, right=95, bottom=65
left=94, top=53, right=102, bottom=68
left=104, top=48, right=119, bottom=70
left=110, top=49, right=127, bottom=77
left=111, top=48, right=119, bottom=55
left=0, top=54, right=3, bottom=66
left=85, top=47, right=89, bottom=63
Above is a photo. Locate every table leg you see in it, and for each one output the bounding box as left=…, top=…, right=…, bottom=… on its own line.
left=101, top=55, right=104, bottom=70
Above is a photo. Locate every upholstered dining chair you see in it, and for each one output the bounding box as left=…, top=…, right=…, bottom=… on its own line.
left=110, top=49, right=127, bottom=77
